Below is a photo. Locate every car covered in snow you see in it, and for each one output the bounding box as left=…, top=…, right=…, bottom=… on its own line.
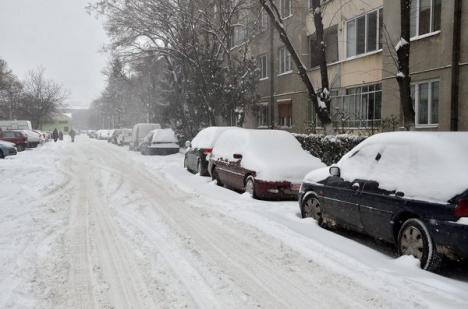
left=16, top=129, right=41, bottom=148
left=139, top=128, right=179, bottom=155
left=0, top=130, right=27, bottom=151
left=184, top=127, right=236, bottom=176
left=130, top=123, right=161, bottom=151
left=116, top=128, right=132, bottom=146
left=209, top=129, right=324, bottom=200
left=0, top=140, right=17, bottom=158
left=299, top=132, right=468, bottom=271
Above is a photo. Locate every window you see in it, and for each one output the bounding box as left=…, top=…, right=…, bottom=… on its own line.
left=280, top=0, right=292, bottom=19
left=410, top=0, right=441, bottom=38
left=411, top=80, right=439, bottom=126
left=232, top=25, right=247, bottom=47
left=278, top=100, right=293, bottom=127
left=309, top=25, right=338, bottom=68
left=278, top=46, right=292, bottom=74
left=330, top=84, right=382, bottom=128
left=346, top=8, right=383, bottom=58
left=258, top=54, right=268, bottom=79
left=257, top=103, right=269, bottom=127
left=259, top=9, right=268, bottom=32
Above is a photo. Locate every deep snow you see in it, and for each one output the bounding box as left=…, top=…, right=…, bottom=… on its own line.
left=1, top=137, right=468, bottom=308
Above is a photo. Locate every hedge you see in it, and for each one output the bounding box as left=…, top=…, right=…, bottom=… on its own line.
left=294, top=134, right=366, bottom=166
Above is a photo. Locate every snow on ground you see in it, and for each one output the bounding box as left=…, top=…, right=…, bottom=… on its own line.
left=1, top=136, right=468, bottom=308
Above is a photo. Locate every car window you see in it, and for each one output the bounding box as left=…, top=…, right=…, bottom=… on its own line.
left=340, top=143, right=382, bottom=181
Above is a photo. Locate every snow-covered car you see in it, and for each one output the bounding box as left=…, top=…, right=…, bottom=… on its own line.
left=299, top=132, right=468, bottom=271
left=0, top=140, right=17, bottom=159
left=116, top=128, right=132, bottom=146
left=96, top=129, right=113, bottom=140
left=209, top=129, right=325, bottom=200
left=140, top=128, right=179, bottom=155
left=184, top=127, right=237, bottom=176
left=16, top=130, right=41, bottom=148
left=130, top=123, right=161, bottom=151
left=0, top=130, right=27, bottom=151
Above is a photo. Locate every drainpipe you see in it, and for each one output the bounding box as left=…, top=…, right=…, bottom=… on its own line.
left=450, top=0, right=462, bottom=131
left=269, top=21, right=275, bottom=129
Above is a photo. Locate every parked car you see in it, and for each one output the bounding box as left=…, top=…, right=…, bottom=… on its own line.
left=0, top=120, right=32, bottom=131
left=130, top=123, right=161, bottom=151
left=0, top=140, right=17, bottom=159
left=15, top=130, right=40, bottom=148
left=107, top=130, right=115, bottom=142
left=0, top=130, right=27, bottom=151
left=184, top=127, right=235, bottom=176
left=209, top=129, right=324, bottom=200
left=299, top=132, right=468, bottom=271
left=140, top=128, right=179, bottom=155
left=96, top=129, right=113, bottom=140
left=116, top=128, right=132, bottom=146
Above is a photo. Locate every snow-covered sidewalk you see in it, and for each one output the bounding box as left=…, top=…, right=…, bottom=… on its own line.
left=1, top=137, right=467, bottom=308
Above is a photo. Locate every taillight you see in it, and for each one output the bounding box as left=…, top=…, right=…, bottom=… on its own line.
left=203, top=148, right=213, bottom=155
left=454, top=199, right=468, bottom=217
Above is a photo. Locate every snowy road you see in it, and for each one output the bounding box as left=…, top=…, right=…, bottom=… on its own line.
left=1, top=138, right=468, bottom=308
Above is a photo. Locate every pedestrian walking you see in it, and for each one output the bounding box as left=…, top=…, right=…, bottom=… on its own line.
left=52, top=128, right=58, bottom=142
left=59, top=131, right=63, bottom=141
left=69, top=129, right=76, bottom=143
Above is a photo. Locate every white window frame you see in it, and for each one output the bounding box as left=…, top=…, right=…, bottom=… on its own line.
left=260, top=9, right=268, bottom=32
left=280, top=0, right=292, bottom=19
left=411, top=79, right=440, bottom=128
left=258, top=54, right=268, bottom=80
left=278, top=46, right=292, bottom=75
left=278, top=100, right=293, bottom=128
left=411, top=0, right=441, bottom=39
left=345, top=7, right=383, bottom=59
left=256, top=102, right=269, bottom=128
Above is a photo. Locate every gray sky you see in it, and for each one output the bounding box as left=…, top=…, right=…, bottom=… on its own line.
left=0, top=0, right=109, bottom=108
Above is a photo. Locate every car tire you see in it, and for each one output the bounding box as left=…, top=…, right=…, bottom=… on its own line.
left=244, top=176, right=256, bottom=198
left=212, top=167, right=223, bottom=186
left=397, top=218, right=442, bottom=271
left=301, top=194, right=323, bottom=225
left=0, top=150, right=4, bottom=159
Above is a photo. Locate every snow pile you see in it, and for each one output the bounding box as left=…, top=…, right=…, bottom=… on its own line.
left=395, top=37, right=409, bottom=51
left=190, top=127, right=237, bottom=149
left=212, top=129, right=324, bottom=182
left=307, top=132, right=468, bottom=203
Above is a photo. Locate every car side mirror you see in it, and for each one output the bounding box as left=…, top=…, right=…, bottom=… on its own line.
left=185, top=140, right=191, bottom=148
left=329, top=166, right=341, bottom=177
left=233, top=153, right=243, bottom=160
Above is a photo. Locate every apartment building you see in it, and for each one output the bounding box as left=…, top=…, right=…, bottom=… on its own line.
left=244, top=0, right=467, bottom=133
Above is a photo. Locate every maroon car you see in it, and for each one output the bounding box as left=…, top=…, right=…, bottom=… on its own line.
left=0, top=130, right=27, bottom=151
left=209, top=129, right=324, bottom=200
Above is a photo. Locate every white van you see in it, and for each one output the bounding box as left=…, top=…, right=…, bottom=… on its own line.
left=0, top=120, right=32, bottom=131
left=130, top=123, right=161, bottom=151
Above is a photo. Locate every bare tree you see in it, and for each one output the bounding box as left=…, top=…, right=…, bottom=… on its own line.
left=258, top=0, right=333, bottom=133
left=20, top=68, right=68, bottom=129
left=395, top=0, right=415, bottom=129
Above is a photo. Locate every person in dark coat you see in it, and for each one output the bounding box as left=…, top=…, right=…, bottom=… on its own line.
left=69, top=129, right=76, bottom=142
left=52, top=128, right=58, bottom=142
left=58, top=131, right=63, bottom=141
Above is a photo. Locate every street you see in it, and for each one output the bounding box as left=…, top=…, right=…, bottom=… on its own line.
left=1, top=138, right=468, bottom=308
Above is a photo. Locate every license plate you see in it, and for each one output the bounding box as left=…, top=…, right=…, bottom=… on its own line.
left=290, top=183, right=301, bottom=191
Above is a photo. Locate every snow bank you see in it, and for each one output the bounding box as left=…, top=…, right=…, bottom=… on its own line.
left=321, top=132, right=468, bottom=203
left=191, top=127, right=236, bottom=149
left=212, top=129, right=324, bottom=182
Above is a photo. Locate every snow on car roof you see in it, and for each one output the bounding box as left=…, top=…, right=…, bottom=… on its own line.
left=151, top=128, right=178, bottom=143
left=339, top=132, right=468, bottom=203
left=213, top=129, right=324, bottom=182
left=191, top=127, right=236, bottom=149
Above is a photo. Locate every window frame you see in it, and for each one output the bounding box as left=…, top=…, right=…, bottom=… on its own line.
left=258, top=54, right=268, bottom=80
left=278, top=46, right=293, bottom=75
left=280, top=0, right=292, bottom=19
left=256, top=102, right=270, bottom=128
left=410, top=0, right=441, bottom=39
left=345, top=7, right=383, bottom=59
left=411, top=79, right=440, bottom=128
left=277, top=99, right=293, bottom=128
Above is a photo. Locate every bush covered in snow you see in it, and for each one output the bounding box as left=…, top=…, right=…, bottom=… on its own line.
left=294, top=134, right=366, bottom=165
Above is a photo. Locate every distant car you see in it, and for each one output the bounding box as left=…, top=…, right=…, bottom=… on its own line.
left=0, top=140, right=17, bottom=159
left=96, top=129, right=113, bottom=140
left=130, top=123, right=161, bottom=151
left=15, top=130, right=40, bottom=148
left=0, top=130, right=27, bottom=151
left=184, top=127, right=235, bottom=176
left=140, top=128, right=179, bottom=155
left=116, top=128, right=132, bottom=146
left=107, top=130, right=115, bottom=142
left=209, top=129, right=324, bottom=200
left=299, top=132, right=468, bottom=271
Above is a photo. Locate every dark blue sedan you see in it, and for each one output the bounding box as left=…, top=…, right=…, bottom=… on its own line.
left=299, top=132, right=468, bottom=271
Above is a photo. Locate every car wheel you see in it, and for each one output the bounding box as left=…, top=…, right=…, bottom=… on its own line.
left=0, top=150, right=4, bottom=159
left=197, top=159, right=202, bottom=175
left=301, top=194, right=322, bottom=224
left=213, top=167, right=223, bottom=186
left=397, top=218, right=442, bottom=271
left=244, top=176, right=255, bottom=198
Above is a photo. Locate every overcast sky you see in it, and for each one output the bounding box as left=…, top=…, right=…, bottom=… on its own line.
left=0, top=0, right=109, bottom=108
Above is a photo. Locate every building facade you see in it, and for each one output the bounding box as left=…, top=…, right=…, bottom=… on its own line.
left=243, top=0, right=467, bottom=133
